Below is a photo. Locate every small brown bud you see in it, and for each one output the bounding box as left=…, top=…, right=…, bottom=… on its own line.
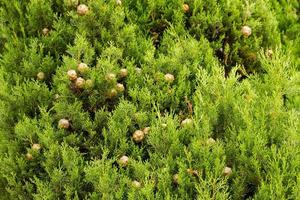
left=67, top=70, right=77, bottom=81
left=132, top=180, right=141, bottom=188
left=116, top=0, right=122, bottom=5
left=119, top=155, right=129, bottom=167
left=85, top=79, right=94, bottom=89
left=206, top=138, right=216, bottom=145
left=58, top=118, right=70, bottom=129
left=107, top=88, right=118, bottom=98
left=32, top=143, right=41, bottom=151
left=164, top=73, right=175, bottom=83
left=26, top=153, right=33, bottom=160
left=266, top=49, right=273, bottom=58
left=187, top=168, right=193, bottom=174
left=133, top=130, right=145, bottom=143
left=54, top=94, right=60, bottom=100
left=77, top=4, right=89, bottom=16
left=37, top=72, right=45, bottom=81
left=105, top=73, right=116, bottom=82
left=42, top=28, right=50, bottom=36
left=75, top=77, right=85, bottom=89
left=192, top=170, right=199, bottom=177
left=173, top=174, right=179, bottom=184
left=187, top=168, right=199, bottom=177
left=223, top=167, right=232, bottom=176
left=135, top=68, right=142, bottom=74
left=181, top=118, right=193, bottom=127
left=119, top=68, right=128, bottom=78
left=241, top=26, right=252, bottom=37
left=143, top=127, right=151, bottom=135
left=183, top=4, right=189, bottom=13
left=116, top=83, right=125, bottom=92
left=77, top=63, right=89, bottom=74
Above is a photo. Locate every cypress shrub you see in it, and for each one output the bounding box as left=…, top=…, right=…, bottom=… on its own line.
left=0, top=0, right=299, bottom=199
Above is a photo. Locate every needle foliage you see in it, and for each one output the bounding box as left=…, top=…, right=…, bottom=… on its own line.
left=0, top=0, right=299, bottom=199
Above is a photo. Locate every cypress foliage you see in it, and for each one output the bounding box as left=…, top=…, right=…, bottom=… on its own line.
left=0, top=0, right=299, bottom=199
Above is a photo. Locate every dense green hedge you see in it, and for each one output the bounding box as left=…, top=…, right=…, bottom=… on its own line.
left=0, top=0, right=299, bottom=199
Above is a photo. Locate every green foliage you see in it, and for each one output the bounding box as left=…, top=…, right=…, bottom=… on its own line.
left=0, top=0, right=299, bottom=199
